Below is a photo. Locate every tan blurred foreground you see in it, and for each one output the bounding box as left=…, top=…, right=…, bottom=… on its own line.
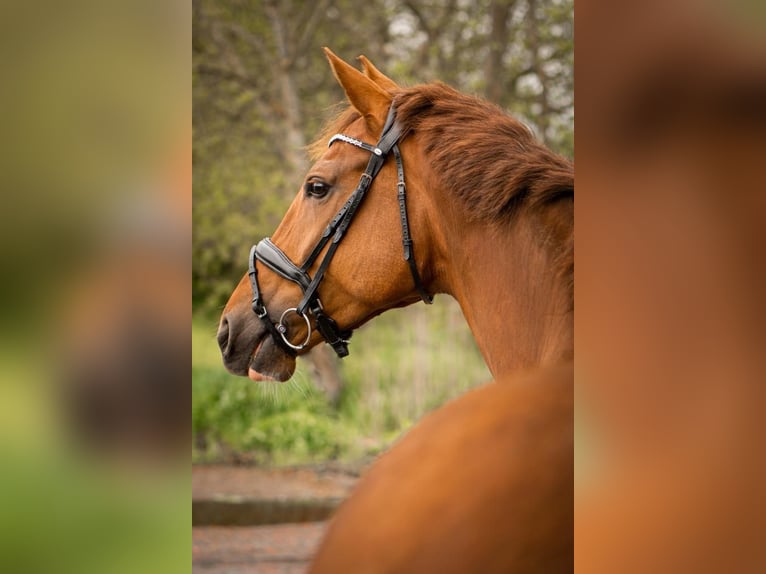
left=576, top=1, right=766, bottom=571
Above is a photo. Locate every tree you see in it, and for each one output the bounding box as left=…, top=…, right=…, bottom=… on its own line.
left=388, top=0, right=573, bottom=156
left=193, top=0, right=395, bottom=399
left=192, top=0, right=573, bottom=400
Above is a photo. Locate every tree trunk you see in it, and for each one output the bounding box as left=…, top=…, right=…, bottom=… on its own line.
left=306, top=345, right=344, bottom=408
left=265, top=0, right=309, bottom=177
left=485, top=0, right=514, bottom=104
left=526, top=0, right=552, bottom=142
left=265, top=0, right=346, bottom=402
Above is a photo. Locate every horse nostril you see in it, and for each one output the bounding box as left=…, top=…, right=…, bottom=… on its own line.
left=217, top=317, right=230, bottom=355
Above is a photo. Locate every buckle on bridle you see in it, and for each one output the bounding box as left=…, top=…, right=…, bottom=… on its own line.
left=252, top=300, right=269, bottom=319
left=307, top=303, right=350, bottom=358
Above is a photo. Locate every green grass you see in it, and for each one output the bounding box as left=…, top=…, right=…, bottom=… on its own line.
left=192, top=298, right=490, bottom=465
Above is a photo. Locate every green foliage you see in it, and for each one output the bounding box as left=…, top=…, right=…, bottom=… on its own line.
left=192, top=363, right=350, bottom=464
left=0, top=448, right=187, bottom=574
left=192, top=316, right=352, bottom=464
left=337, top=302, right=490, bottom=432
left=241, top=411, right=348, bottom=462
left=192, top=299, right=491, bottom=465
left=191, top=148, right=292, bottom=309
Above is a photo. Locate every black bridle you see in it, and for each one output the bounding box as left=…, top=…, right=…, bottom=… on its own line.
left=248, top=104, right=432, bottom=359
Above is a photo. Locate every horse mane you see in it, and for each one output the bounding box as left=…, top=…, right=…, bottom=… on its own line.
left=394, top=83, right=574, bottom=312
left=311, top=83, right=573, bottom=221
left=393, top=82, right=573, bottom=223
left=309, top=82, right=573, bottom=308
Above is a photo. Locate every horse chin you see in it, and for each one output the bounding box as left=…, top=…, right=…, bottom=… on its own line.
left=248, top=336, right=296, bottom=382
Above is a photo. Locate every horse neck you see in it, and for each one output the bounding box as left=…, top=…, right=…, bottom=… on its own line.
left=435, top=206, right=573, bottom=377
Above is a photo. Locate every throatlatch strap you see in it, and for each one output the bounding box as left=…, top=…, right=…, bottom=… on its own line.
left=393, top=145, right=433, bottom=305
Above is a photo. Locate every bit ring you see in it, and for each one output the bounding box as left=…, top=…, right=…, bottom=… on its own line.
left=277, top=308, right=312, bottom=351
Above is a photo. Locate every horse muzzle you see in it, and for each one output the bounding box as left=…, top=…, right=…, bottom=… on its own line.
left=217, top=308, right=298, bottom=382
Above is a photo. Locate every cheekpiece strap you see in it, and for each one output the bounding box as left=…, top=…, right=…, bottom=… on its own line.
left=250, top=104, right=431, bottom=361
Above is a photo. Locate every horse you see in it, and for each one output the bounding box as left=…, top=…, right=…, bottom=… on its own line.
left=218, top=48, right=573, bottom=571
left=218, top=48, right=572, bottom=382
left=309, top=365, right=573, bottom=573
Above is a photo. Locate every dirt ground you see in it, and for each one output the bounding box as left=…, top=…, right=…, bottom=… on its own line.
left=193, top=523, right=327, bottom=574
left=192, top=464, right=360, bottom=501
left=192, top=464, right=362, bottom=573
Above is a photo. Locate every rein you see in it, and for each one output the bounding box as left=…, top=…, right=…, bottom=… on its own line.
left=248, top=104, right=432, bottom=359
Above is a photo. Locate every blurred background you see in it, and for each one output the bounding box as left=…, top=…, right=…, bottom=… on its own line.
left=192, top=0, right=573, bottom=467
left=0, top=1, right=188, bottom=573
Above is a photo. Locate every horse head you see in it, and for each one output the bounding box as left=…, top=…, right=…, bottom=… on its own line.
left=218, top=49, right=435, bottom=382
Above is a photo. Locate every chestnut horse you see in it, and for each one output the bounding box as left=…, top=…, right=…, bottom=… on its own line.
left=218, top=49, right=573, bottom=571
left=218, top=48, right=572, bottom=382
left=310, top=365, right=573, bottom=573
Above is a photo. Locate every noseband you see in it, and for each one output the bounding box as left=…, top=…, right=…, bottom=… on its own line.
left=248, top=104, right=432, bottom=359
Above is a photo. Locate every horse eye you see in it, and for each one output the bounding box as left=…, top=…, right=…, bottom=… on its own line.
left=304, top=181, right=331, bottom=198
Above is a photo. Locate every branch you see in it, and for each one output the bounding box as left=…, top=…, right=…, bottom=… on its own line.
left=295, top=0, right=332, bottom=56
left=194, top=62, right=256, bottom=89
left=435, top=0, right=458, bottom=32
left=224, top=21, right=269, bottom=55
left=402, top=0, right=432, bottom=36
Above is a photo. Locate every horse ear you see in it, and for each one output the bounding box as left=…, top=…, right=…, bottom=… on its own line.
left=358, top=55, right=399, bottom=93
left=324, top=47, right=392, bottom=135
